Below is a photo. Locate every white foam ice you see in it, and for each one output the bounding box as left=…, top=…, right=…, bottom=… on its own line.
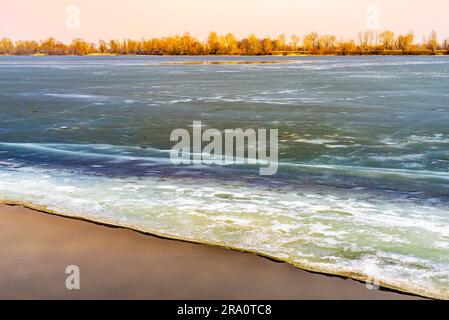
left=294, top=138, right=338, bottom=145
left=0, top=163, right=449, bottom=298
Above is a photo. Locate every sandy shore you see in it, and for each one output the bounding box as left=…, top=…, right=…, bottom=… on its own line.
left=0, top=204, right=422, bottom=300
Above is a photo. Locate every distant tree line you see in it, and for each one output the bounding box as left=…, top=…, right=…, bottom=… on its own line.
left=1, top=31, right=448, bottom=56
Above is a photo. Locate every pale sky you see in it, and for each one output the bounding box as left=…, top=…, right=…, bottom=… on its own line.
left=1, top=0, right=448, bottom=42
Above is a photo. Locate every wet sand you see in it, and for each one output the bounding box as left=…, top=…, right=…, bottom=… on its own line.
left=0, top=204, right=422, bottom=300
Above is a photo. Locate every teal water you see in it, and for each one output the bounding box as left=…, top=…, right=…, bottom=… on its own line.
left=0, top=56, right=448, bottom=298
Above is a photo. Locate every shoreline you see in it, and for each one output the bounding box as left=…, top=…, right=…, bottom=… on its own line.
left=0, top=203, right=425, bottom=299
left=0, top=54, right=448, bottom=57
